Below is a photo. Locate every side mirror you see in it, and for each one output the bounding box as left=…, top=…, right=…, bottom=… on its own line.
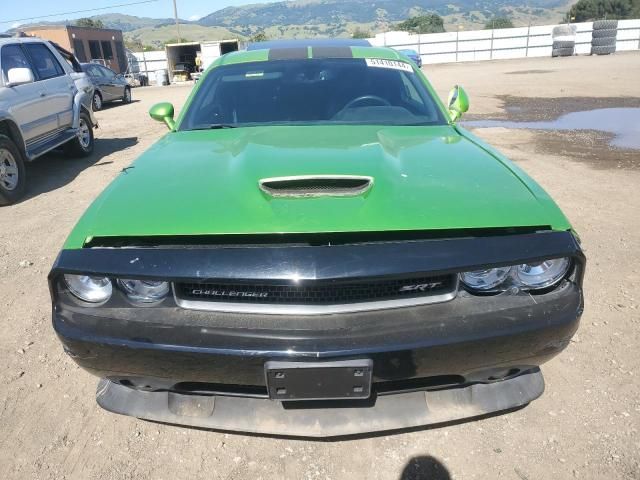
left=447, top=85, right=469, bottom=122
left=149, top=102, right=175, bottom=130
left=7, top=68, right=34, bottom=87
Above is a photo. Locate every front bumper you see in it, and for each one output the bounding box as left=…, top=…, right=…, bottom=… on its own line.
left=97, top=369, right=544, bottom=437
left=54, top=281, right=582, bottom=435
left=50, top=231, right=585, bottom=436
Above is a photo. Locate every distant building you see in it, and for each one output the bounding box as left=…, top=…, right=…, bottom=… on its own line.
left=21, top=25, right=127, bottom=73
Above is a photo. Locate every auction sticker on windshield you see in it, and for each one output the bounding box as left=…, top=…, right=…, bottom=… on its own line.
left=365, top=58, right=414, bottom=73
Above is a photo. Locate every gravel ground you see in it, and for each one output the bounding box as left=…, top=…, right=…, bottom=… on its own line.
left=1, top=52, right=639, bottom=480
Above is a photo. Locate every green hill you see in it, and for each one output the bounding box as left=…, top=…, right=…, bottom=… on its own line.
left=198, top=0, right=569, bottom=31
left=89, top=13, right=183, bottom=32
left=124, top=24, right=243, bottom=49
left=6, top=0, right=577, bottom=45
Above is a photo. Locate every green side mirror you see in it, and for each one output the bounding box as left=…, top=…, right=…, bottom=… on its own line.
left=447, top=85, right=469, bottom=122
left=149, top=102, right=175, bottom=130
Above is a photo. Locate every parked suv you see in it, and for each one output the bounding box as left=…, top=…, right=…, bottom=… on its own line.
left=0, top=37, right=96, bottom=205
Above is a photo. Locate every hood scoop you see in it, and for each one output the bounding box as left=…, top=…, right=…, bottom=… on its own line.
left=259, top=175, right=374, bottom=198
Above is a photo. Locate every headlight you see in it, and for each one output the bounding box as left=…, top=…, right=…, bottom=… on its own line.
left=515, top=258, right=570, bottom=289
left=64, top=274, right=112, bottom=303
left=459, top=267, right=511, bottom=291
left=118, top=279, right=170, bottom=303
left=460, top=257, right=571, bottom=293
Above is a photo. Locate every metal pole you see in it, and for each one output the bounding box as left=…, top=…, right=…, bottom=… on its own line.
left=489, top=25, right=494, bottom=60
left=172, top=0, right=182, bottom=43
left=142, top=50, right=147, bottom=77
left=525, top=22, right=530, bottom=57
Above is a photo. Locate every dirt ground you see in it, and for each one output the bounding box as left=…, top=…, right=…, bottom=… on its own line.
left=1, top=52, right=639, bottom=480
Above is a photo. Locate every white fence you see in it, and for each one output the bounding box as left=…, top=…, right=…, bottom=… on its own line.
left=131, top=19, right=640, bottom=81
left=132, top=50, right=167, bottom=83
left=370, top=19, right=640, bottom=64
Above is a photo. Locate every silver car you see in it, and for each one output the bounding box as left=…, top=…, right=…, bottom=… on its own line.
left=81, top=63, right=131, bottom=111
left=0, top=37, right=96, bottom=205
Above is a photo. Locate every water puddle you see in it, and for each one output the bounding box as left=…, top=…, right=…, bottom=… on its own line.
left=463, top=108, right=640, bottom=150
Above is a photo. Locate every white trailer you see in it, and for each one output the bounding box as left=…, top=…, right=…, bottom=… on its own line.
left=165, top=42, right=201, bottom=82
left=133, top=39, right=240, bottom=84
left=200, top=39, right=240, bottom=70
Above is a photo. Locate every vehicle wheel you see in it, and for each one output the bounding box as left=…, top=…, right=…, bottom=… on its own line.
left=552, top=40, right=575, bottom=49
left=552, top=47, right=574, bottom=57
left=592, top=19, right=618, bottom=30
left=591, top=45, right=616, bottom=55
left=591, top=36, right=617, bottom=47
left=0, top=135, right=27, bottom=206
left=64, top=112, right=94, bottom=158
left=122, top=87, right=132, bottom=104
left=92, top=92, right=103, bottom=111
left=592, top=28, right=617, bottom=39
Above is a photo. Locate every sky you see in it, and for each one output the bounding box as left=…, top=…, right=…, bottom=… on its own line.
left=1, top=0, right=277, bottom=27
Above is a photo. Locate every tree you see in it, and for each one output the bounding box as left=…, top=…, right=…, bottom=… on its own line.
left=565, top=0, right=639, bottom=22
left=352, top=27, right=371, bottom=39
left=75, top=18, right=105, bottom=29
left=124, top=39, right=143, bottom=51
left=125, top=40, right=154, bottom=52
left=250, top=31, right=268, bottom=42
left=164, top=38, right=186, bottom=45
left=397, top=14, right=445, bottom=34
left=485, top=17, right=514, bottom=29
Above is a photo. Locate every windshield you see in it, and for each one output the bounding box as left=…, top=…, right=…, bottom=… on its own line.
left=179, top=58, right=446, bottom=130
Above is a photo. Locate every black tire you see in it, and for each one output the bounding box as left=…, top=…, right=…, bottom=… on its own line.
left=591, top=36, right=617, bottom=47
left=552, top=25, right=575, bottom=37
left=0, top=134, right=27, bottom=206
left=64, top=111, right=94, bottom=158
left=552, top=40, right=575, bottom=49
left=591, top=45, right=616, bottom=55
left=593, top=19, right=618, bottom=30
left=92, top=91, right=103, bottom=111
left=552, top=47, right=574, bottom=57
left=592, top=28, right=617, bottom=39
left=122, top=87, right=132, bottom=104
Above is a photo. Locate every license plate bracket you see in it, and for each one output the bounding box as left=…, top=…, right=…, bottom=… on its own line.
left=265, top=359, right=373, bottom=401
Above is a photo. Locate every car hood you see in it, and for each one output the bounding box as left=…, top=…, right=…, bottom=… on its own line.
left=65, top=125, right=570, bottom=248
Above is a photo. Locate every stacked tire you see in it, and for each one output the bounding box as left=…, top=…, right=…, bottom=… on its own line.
left=551, top=25, right=576, bottom=57
left=591, top=19, right=617, bottom=55
left=552, top=40, right=575, bottom=57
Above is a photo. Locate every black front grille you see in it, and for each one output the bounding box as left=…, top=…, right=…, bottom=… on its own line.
left=176, top=274, right=456, bottom=305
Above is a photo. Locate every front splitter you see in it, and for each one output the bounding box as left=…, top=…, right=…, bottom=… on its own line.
left=96, top=369, right=544, bottom=437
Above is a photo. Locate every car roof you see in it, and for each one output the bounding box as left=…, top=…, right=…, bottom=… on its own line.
left=216, top=42, right=406, bottom=68
left=247, top=38, right=370, bottom=51
left=81, top=62, right=113, bottom=69
left=0, top=36, right=54, bottom=46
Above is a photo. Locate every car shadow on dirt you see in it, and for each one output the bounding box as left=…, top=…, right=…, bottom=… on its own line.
left=399, top=456, right=451, bottom=480
left=20, top=136, right=138, bottom=203
left=98, top=99, right=142, bottom=111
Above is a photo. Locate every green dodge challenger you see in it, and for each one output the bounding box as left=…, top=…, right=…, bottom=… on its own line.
left=49, top=40, right=585, bottom=437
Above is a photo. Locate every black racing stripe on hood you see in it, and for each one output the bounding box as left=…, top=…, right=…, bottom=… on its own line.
left=312, top=46, right=353, bottom=58
left=268, top=48, right=308, bottom=60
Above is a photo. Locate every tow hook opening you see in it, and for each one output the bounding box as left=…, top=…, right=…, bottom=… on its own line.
left=487, top=368, right=522, bottom=382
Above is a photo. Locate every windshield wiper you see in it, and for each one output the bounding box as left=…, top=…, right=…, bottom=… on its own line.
left=189, top=124, right=237, bottom=131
